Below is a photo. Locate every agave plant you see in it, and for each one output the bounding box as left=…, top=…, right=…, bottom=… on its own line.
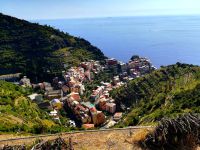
left=143, top=113, right=200, bottom=150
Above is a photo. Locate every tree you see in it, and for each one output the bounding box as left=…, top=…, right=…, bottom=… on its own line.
left=130, top=55, right=140, bottom=61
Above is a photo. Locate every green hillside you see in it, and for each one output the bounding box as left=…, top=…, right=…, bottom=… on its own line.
left=111, top=63, right=200, bottom=126
left=0, top=13, right=106, bottom=82
left=0, top=80, right=66, bottom=134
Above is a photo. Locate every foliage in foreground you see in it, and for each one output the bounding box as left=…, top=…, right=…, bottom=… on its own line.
left=140, top=113, right=200, bottom=150
left=2, top=137, right=73, bottom=150
left=32, top=137, right=72, bottom=150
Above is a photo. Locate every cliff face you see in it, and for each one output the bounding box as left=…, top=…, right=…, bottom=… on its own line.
left=0, top=13, right=106, bottom=82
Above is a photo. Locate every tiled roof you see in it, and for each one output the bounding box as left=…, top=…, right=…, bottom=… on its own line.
left=70, top=93, right=81, bottom=101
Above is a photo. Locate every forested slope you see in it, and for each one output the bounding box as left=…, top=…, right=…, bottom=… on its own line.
left=111, top=63, right=200, bottom=126
left=0, top=80, right=67, bottom=134
left=0, top=13, right=105, bottom=82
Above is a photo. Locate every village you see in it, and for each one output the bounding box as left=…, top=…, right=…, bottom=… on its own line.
left=1, top=56, right=156, bottom=129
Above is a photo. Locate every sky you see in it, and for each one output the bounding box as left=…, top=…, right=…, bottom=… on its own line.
left=1, top=0, right=200, bottom=20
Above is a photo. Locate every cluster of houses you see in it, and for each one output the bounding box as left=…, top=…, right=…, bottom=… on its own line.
left=86, top=80, right=124, bottom=128
left=91, top=82, right=116, bottom=113
left=106, top=56, right=156, bottom=80
left=105, top=58, right=127, bottom=74
left=128, top=56, right=156, bottom=78
left=62, top=60, right=126, bottom=128
left=67, top=96, right=105, bottom=127
left=1, top=56, right=155, bottom=129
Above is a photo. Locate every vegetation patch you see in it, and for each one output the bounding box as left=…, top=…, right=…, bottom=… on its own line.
left=139, top=113, right=200, bottom=150
left=112, top=63, right=200, bottom=126
left=0, top=80, right=68, bottom=134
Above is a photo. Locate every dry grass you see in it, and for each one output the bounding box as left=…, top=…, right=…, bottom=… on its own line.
left=131, top=129, right=151, bottom=144
left=0, top=128, right=151, bottom=150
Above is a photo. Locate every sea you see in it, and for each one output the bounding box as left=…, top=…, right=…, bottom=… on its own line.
left=36, top=15, right=200, bottom=67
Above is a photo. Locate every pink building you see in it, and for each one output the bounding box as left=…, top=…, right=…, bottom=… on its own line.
left=106, top=103, right=116, bottom=114
left=113, top=112, right=123, bottom=121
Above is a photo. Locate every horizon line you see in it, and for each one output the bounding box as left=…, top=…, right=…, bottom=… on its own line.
left=28, top=13, right=200, bottom=21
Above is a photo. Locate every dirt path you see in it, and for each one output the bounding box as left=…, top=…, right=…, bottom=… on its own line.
left=0, top=127, right=152, bottom=150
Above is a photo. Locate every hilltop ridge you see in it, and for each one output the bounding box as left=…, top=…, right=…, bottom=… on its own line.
left=0, top=13, right=106, bottom=82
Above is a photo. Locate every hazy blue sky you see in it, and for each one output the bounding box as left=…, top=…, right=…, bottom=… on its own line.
left=1, top=0, right=200, bottom=20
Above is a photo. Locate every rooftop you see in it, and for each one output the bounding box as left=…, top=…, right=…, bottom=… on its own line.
left=81, top=102, right=95, bottom=109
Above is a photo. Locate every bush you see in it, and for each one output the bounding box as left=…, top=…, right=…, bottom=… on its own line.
left=141, top=113, right=200, bottom=150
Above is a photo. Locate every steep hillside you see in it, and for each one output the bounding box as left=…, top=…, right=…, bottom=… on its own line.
left=0, top=80, right=67, bottom=134
left=111, top=63, right=200, bottom=126
left=0, top=13, right=106, bottom=82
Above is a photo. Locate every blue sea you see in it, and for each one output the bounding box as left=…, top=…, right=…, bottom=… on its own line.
left=36, top=16, right=200, bottom=67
